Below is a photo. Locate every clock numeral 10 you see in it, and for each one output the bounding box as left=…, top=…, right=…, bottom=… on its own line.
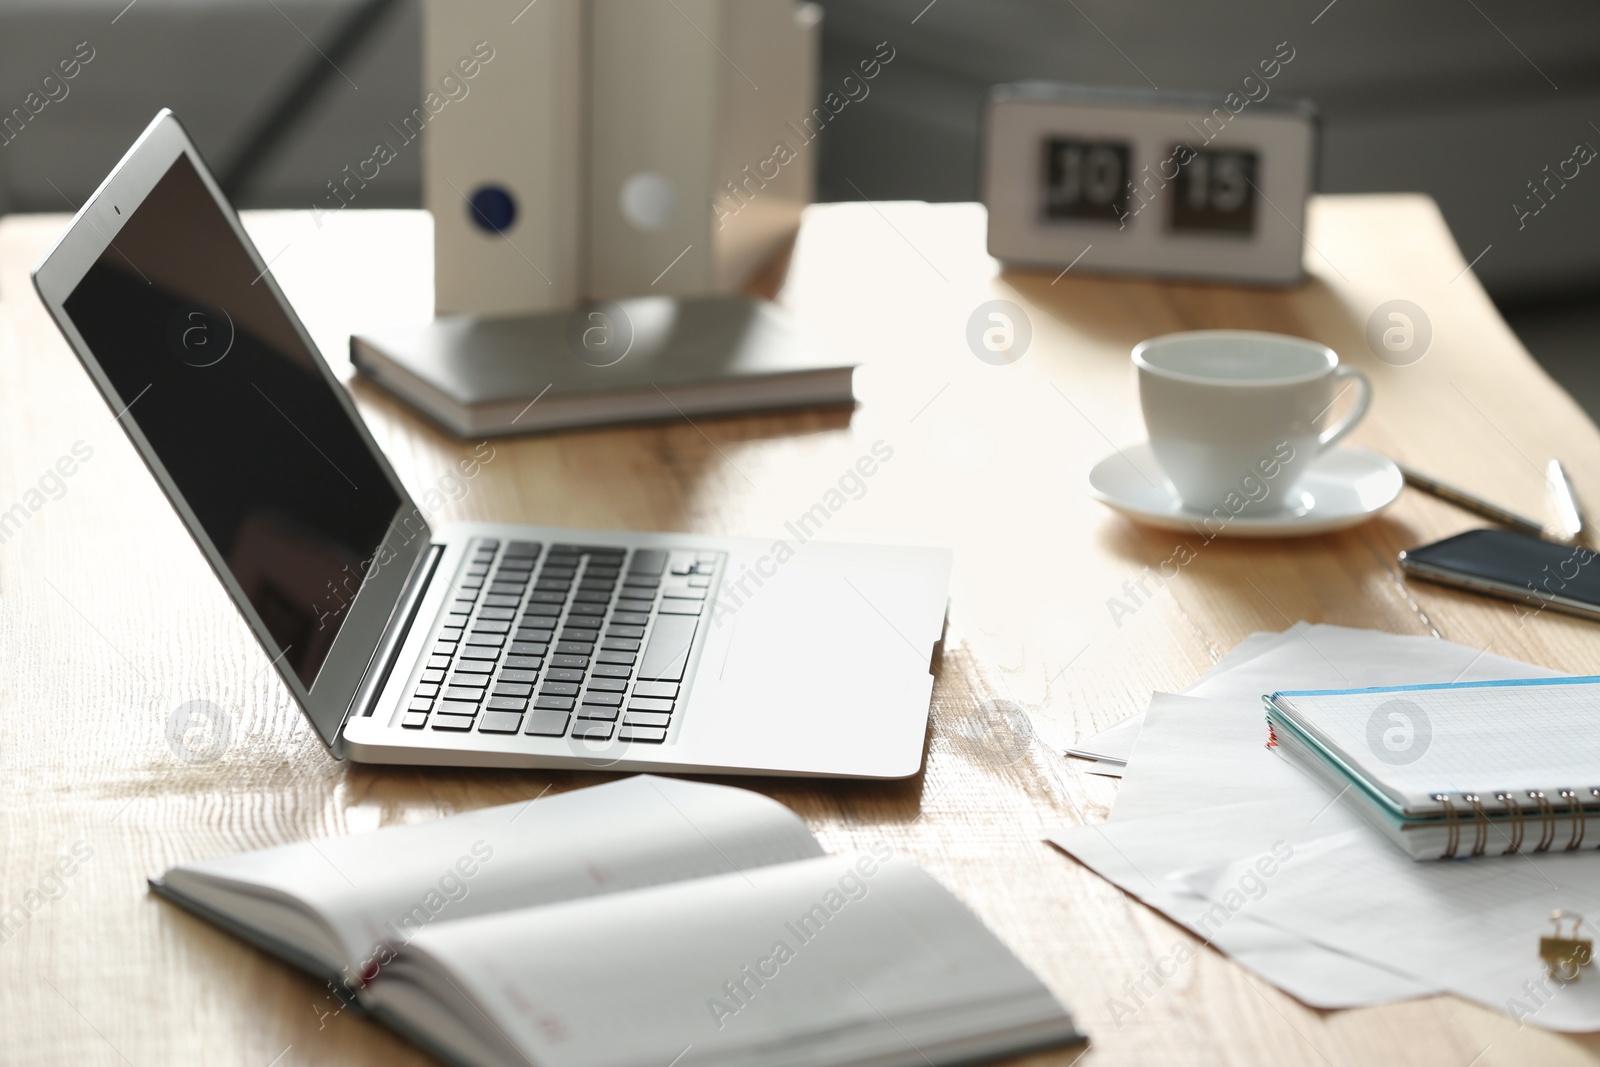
left=1042, top=138, right=1130, bottom=222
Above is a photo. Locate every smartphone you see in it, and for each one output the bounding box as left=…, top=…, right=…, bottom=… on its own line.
left=1399, top=528, right=1600, bottom=622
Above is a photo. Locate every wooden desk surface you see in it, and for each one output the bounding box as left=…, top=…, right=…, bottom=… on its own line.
left=3, top=196, right=1598, bottom=1066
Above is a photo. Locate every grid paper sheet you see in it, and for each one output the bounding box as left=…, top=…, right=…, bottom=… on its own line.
left=1279, top=677, right=1600, bottom=807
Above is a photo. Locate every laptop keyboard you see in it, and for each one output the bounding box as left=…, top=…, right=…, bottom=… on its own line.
left=400, top=540, right=722, bottom=743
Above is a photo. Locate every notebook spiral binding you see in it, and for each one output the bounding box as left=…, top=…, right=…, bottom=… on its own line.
left=1433, top=788, right=1600, bottom=859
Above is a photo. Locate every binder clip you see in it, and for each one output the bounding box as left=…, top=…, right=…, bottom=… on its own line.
left=1539, top=910, right=1593, bottom=981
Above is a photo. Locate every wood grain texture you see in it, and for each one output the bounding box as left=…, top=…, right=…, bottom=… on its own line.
left=3, top=197, right=1599, bottom=1066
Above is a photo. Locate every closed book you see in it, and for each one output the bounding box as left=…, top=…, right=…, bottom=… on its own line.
left=350, top=295, right=855, bottom=437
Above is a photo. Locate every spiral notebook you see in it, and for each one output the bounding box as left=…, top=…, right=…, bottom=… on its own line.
left=1266, top=675, right=1600, bottom=860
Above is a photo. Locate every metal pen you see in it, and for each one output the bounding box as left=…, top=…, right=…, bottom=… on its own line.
left=1397, top=463, right=1552, bottom=540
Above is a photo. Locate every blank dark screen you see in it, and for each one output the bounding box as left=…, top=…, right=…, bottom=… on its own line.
left=63, top=154, right=402, bottom=688
left=1409, top=529, right=1600, bottom=605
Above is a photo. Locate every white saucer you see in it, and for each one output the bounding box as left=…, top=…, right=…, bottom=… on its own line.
left=1087, top=442, right=1403, bottom=537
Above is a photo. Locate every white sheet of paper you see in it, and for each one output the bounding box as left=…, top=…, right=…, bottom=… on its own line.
left=1047, top=800, right=1432, bottom=1008
left=1051, top=624, right=1565, bottom=1011
left=1181, top=831, right=1600, bottom=1031
left=1063, top=629, right=1286, bottom=764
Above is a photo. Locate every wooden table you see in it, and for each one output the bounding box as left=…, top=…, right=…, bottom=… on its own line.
left=3, top=195, right=1598, bottom=1066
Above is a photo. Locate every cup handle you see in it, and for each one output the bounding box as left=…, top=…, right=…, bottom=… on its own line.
left=1317, top=367, right=1372, bottom=452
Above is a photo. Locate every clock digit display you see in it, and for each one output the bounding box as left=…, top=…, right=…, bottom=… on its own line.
left=1168, top=148, right=1259, bottom=235
left=1042, top=138, right=1130, bottom=222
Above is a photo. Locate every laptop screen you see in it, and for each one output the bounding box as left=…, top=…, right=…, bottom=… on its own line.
left=62, top=153, right=403, bottom=689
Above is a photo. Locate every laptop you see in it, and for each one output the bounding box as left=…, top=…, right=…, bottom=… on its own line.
left=31, top=111, right=951, bottom=778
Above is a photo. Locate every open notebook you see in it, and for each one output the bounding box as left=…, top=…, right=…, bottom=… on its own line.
left=150, top=776, right=1082, bottom=1067
left=1265, top=675, right=1600, bottom=860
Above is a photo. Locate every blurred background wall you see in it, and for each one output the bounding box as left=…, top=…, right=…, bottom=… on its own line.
left=2, top=1, right=1594, bottom=403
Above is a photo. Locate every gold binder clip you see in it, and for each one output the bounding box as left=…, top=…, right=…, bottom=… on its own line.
left=1539, top=910, right=1593, bottom=981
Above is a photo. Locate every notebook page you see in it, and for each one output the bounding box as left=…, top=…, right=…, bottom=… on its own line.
left=164, top=775, right=822, bottom=976
left=370, top=852, right=1075, bottom=1067
left=1278, top=677, right=1600, bottom=810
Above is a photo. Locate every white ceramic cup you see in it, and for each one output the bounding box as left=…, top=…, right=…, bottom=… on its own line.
left=1133, top=330, right=1371, bottom=516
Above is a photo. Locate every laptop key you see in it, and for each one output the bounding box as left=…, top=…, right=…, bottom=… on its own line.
left=552, top=654, right=589, bottom=669
left=632, top=681, right=679, bottom=700
left=571, top=720, right=615, bottom=740
left=597, top=650, right=636, bottom=666
left=421, top=669, right=446, bottom=684
left=545, top=667, right=585, bottom=683
left=472, top=620, right=512, bottom=634
left=592, top=663, right=632, bottom=678
left=476, top=606, right=517, bottom=620
left=437, top=699, right=480, bottom=716
left=443, top=687, right=486, bottom=702
left=493, top=682, right=533, bottom=698
left=628, top=549, right=668, bottom=576
left=402, top=712, right=429, bottom=728
left=515, top=628, right=555, bottom=644
left=602, top=637, right=641, bottom=652
left=452, top=660, right=493, bottom=674
left=487, top=695, right=529, bottom=711
left=615, top=598, right=655, bottom=614
left=556, top=642, right=595, bottom=656
left=445, top=673, right=489, bottom=688
left=509, top=642, right=549, bottom=657
left=687, top=575, right=711, bottom=588
left=587, top=677, right=628, bottom=692
left=466, top=633, right=505, bottom=647
left=611, top=612, right=649, bottom=627
left=580, top=691, right=623, bottom=706
left=459, top=645, right=501, bottom=661
left=618, top=726, right=669, bottom=744
left=414, top=684, right=440, bottom=699
left=431, top=714, right=475, bottom=731
left=659, top=599, right=703, bottom=616
left=523, top=710, right=569, bottom=736
left=535, top=694, right=576, bottom=710
left=478, top=711, right=523, bottom=734
left=499, top=668, right=540, bottom=684
left=607, top=625, right=646, bottom=640
left=628, top=697, right=675, bottom=714
left=572, top=590, right=611, bottom=604
left=540, top=682, right=580, bottom=697
left=407, top=698, right=433, bottom=713
left=622, top=711, right=672, bottom=728
left=567, top=603, right=607, bottom=617
left=576, top=704, right=619, bottom=721
left=426, top=655, right=452, bottom=671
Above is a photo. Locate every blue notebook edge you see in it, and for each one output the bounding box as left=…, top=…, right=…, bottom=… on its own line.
left=1270, top=673, right=1600, bottom=701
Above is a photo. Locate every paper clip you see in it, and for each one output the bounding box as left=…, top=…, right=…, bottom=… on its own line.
left=1539, top=910, right=1593, bottom=981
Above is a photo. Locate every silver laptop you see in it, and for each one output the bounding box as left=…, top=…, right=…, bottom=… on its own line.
left=32, top=111, right=950, bottom=778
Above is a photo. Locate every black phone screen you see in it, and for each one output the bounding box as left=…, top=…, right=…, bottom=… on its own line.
left=1402, top=528, right=1600, bottom=608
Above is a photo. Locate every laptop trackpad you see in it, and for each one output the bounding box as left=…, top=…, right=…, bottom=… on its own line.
left=681, top=542, right=946, bottom=775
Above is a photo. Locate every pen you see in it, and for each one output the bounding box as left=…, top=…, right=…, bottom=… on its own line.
left=1547, top=459, right=1587, bottom=545
left=1397, top=463, right=1552, bottom=541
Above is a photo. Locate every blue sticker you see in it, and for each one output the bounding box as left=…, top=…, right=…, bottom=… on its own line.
left=468, top=185, right=517, bottom=234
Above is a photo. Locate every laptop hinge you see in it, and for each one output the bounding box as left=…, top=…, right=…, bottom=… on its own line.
left=340, top=543, right=443, bottom=740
